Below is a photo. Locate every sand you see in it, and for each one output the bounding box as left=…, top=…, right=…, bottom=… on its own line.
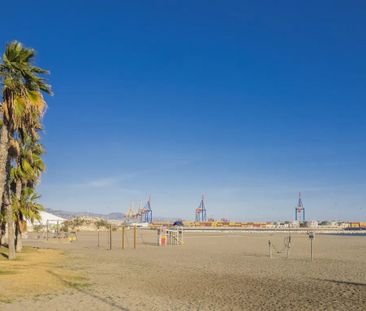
left=0, top=230, right=365, bottom=310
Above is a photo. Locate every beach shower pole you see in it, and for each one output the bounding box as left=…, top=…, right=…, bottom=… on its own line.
left=121, top=226, right=125, bottom=249
left=268, top=240, right=272, bottom=258
left=97, top=230, right=100, bottom=248
left=308, top=232, right=315, bottom=261
left=311, top=238, right=313, bottom=261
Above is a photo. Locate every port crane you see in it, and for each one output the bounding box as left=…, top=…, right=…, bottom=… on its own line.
left=195, top=194, right=207, bottom=222
left=139, top=196, right=153, bottom=223
left=295, top=192, right=305, bottom=221
left=123, top=197, right=153, bottom=224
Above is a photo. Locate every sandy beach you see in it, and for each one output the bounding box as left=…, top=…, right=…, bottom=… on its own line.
left=1, top=231, right=365, bottom=310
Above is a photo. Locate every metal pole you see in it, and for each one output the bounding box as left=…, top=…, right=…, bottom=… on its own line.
left=109, top=225, right=112, bottom=250
left=268, top=240, right=272, bottom=258
left=133, top=226, right=137, bottom=249
left=121, top=226, right=125, bottom=249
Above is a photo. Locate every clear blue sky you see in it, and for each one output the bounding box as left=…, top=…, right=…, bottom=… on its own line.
left=2, top=1, right=366, bottom=221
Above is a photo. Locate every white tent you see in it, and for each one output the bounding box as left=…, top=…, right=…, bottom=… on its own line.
left=27, top=211, right=66, bottom=227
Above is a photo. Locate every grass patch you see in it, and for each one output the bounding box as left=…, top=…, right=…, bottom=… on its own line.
left=0, top=247, right=88, bottom=303
left=0, top=269, right=17, bottom=275
left=21, top=246, right=39, bottom=253
left=66, top=281, right=91, bottom=289
left=0, top=298, right=13, bottom=304
left=46, top=270, right=91, bottom=290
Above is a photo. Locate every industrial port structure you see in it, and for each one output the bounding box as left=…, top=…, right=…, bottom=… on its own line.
left=139, top=196, right=152, bottom=223
left=295, top=192, right=305, bottom=222
left=120, top=192, right=365, bottom=231
left=123, top=197, right=153, bottom=224
left=124, top=193, right=309, bottom=225
left=195, top=194, right=207, bottom=222
left=192, top=193, right=308, bottom=224
left=122, top=192, right=366, bottom=232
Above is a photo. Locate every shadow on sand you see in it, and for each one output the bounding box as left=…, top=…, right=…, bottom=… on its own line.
left=0, top=246, right=9, bottom=259
left=315, top=278, right=366, bottom=287
left=47, top=270, right=129, bottom=311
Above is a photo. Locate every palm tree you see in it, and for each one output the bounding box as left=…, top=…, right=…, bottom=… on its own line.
left=16, top=188, right=43, bottom=223
left=11, top=135, right=45, bottom=251
left=12, top=187, right=43, bottom=251
left=0, top=41, right=51, bottom=259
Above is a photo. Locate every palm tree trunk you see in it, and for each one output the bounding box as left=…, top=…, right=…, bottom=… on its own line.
left=0, top=221, right=5, bottom=246
left=4, top=156, right=15, bottom=259
left=15, top=222, right=22, bottom=252
left=15, top=180, right=22, bottom=252
left=4, top=189, right=15, bottom=259
left=5, top=211, right=15, bottom=259
left=0, top=202, right=5, bottom=246
left=0, top=125, right=14, bottom=259
left=0, top=124, right=9, bottom=210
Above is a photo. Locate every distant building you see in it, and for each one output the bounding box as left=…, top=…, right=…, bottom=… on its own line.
left=304, top=220, right=318, bottom=228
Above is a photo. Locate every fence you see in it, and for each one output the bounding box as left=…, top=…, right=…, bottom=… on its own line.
left=95, top=225, right=184, bottom=250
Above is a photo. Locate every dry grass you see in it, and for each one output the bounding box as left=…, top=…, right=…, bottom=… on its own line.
left=0, top=246, right=88, bottom=303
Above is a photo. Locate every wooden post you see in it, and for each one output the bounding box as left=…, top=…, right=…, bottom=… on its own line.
left=310, top=238, right=313, bottom=261
left=286, top=235, right=290, bottom=259
left=121, top=226, right=125, bottom=249
left=46, top=220, right=49, bottom=240
left=97, top=230, right=100, bottom=248
left=109, top=225, right=112, bottom=250
left=133, top=226, right=137, bottom=249
left=268, top=240, right=272, bottom=258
